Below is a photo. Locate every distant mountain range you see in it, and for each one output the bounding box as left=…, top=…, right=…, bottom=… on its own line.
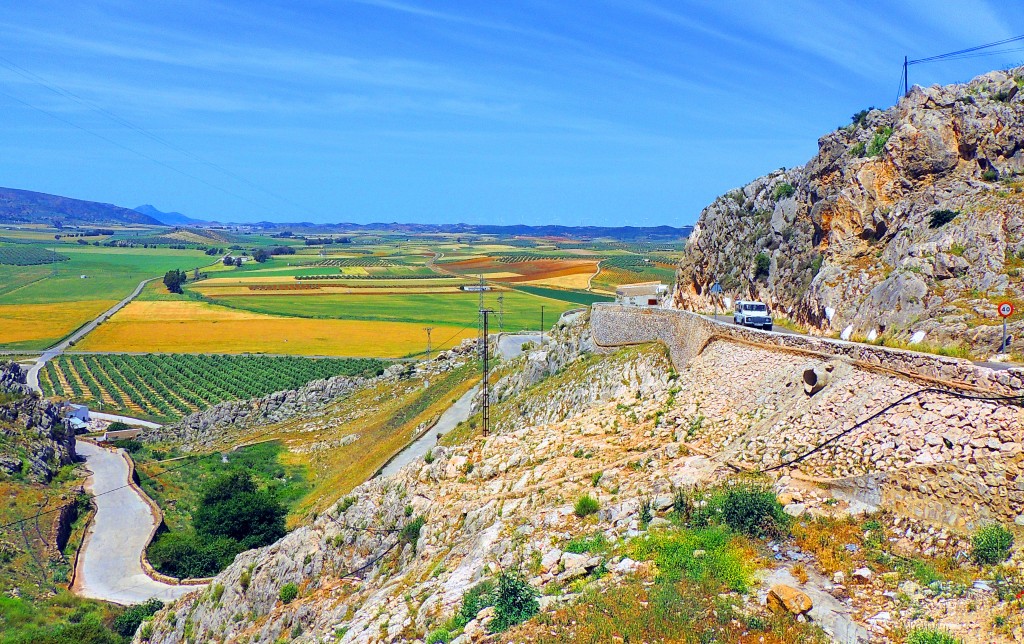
left=0, top=187, right=162, bottom=226
left=133, top=204, right=212, bottom=226
left=0, top=186, right=692, bottom=240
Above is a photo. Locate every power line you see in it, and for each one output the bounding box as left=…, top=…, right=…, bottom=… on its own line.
left=900, top=33, right=1024, bottom=98
left=0, top=86, right=274, bottom=216
left=0, top=55, right=322, bottom=221
left=756, top=388, right=1023, bottom=474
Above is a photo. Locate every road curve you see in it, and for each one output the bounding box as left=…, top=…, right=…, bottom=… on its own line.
left=74, top=440, right=205, bottom=604
left=89, top=411, right=162, bottom=429
left=26, top=277, right=156, bottom=394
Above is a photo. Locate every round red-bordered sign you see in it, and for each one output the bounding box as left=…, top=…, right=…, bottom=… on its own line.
left=998, top=302, right=1014, bottom=318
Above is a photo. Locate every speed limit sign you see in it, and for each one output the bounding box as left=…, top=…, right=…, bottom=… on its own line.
left=998, top=302, right=1014, bottom=318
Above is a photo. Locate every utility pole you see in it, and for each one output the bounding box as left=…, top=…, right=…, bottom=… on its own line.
left=480, top=308, right=493, bottom=437
left=903, top=55, right=909, bottom=97
left=497, top=294, right=504, bottom=334
left=423, top=327, right=433, bottom=359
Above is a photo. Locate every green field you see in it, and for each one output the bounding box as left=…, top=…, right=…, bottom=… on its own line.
left=0, top=246, right=212, bottom=305
left=40, top=353, right=388, bottom=420
left=210, top=290, right=576, bottom=331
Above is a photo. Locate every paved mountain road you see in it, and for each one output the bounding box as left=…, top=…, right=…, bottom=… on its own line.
left=74, top=440, right=204, bottom=604
left=378, top=386, right=478, bottom=478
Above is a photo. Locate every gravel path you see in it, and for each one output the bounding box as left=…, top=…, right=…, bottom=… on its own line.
left=497, top=333, right=543, bottom=360
left=74, top=440, right=204, bottom=604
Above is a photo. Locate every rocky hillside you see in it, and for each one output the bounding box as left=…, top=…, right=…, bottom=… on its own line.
left=0, top=362, right=76, bottom=482
left=677, top=66, right=1024, bottom=355
left=131, top=319, right=1024, bottom=643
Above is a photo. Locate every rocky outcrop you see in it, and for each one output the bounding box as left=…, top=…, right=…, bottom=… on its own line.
left=0, top=362, right=76, bottom=482
left=678, top=66, right=1024, bottom=355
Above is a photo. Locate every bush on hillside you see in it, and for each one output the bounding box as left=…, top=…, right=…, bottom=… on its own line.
left=489, top=573, right=538, bottom=633
left=754, top=252, right=771, bottom=279
left=866, top=126, right=893, bottom=157
left=193, top=471, right=287, bottom=549
left=907, top=627, right=963, bottom=644
left=719, top=483, right=789, bottom=538
left=772, top=183, right=795, bottom=200
left=278, top=583, right=299, bottom=604
left=112, top=598, right=163, bottom=637
left=971, top=523, right=1014, bottom=565
left=574, top=494, right=600, bottom=518
left=928, top=209, right=959, bottom=229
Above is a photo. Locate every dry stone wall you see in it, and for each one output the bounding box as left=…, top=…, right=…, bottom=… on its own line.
left=593, top=304, right=1024, bottom=530
left=591, top=304, right=1024, bottom=395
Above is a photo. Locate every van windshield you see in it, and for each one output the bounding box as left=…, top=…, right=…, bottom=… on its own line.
left=743, top=304, right=767, bottom=312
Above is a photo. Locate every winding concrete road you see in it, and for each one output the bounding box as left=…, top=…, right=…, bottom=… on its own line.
left=74, top=440, right=205, bottom=604
left=378, top=386, right=478, bottom=478
left=26, top=277, right=155, bottom=394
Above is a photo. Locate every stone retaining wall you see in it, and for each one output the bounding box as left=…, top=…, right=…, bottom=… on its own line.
left=591, top=304, right=1024, bottom=395
left=592, top=304, right=1024, bottom=531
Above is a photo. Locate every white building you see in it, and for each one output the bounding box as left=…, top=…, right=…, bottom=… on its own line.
left=615, top=282, right=669, bottom=307
left=64, top=403, right=90, bottom=422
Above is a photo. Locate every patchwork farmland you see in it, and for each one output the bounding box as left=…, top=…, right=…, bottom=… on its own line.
left=40, top=353, right=388, bottom=420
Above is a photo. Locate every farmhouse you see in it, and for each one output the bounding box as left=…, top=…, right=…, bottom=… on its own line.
left=615, top=282, right=669, bottom=307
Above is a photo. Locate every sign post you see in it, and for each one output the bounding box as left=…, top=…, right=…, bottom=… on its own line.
left=710, top=282, right=723, bottom=319
left=998, top=302, right=1014, bottom=352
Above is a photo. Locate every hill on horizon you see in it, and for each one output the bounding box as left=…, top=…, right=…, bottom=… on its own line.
left=0, top=186, right=162, bottom=226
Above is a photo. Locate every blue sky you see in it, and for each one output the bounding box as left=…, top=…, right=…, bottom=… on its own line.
left=0, top=1, right=1020, bottom=226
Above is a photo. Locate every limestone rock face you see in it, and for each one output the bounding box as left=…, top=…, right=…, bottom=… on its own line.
left=677, top=66, right=1024, bottom=354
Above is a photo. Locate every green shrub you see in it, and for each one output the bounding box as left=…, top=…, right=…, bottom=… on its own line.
left=907, top=627, right=963, bottom=644
left=928, top=209, right=959, bottom=228
left=278, top=583, right=299, bottom=604
left=850, top=141, right=866, bottom=157
left=772, top=183, right=795, bottom=200
left=565, top=532, right=610, bottom=554
left=239, top=568, right=251, bottom=590
left=489, top=573, right=538, bottom=632
left=338, top=496, right=356, bottom=513
left=640, top=497, right=653, bottom=527
left=850, top=107, right=873, bottom=127
left=866, top=126, right=893, bottom=157
left=754, top=252, right=771, bottom=279
left=400, top=516, right=426, bottom=545
left=718, top=483, right=789, bottom=538
left=459, top=579, right=496, bottom=624
left=630, top=525, right=751, bottom=592
left=982, top=168, right=998, bottom=181
left=425, top=629, right=452, bottom=644
left=423, top=449, right=435, bottom=464
left=111, top=438, right=143, bottom=453
left=971, top=524, right=1013, bottom=565
left=574, top=494, right=600, bottom=518
left=112, top=598, right=164, bottom=637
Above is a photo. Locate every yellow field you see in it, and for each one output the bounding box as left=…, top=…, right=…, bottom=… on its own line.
left=75, top=300, right=475, bottom=356
left=0, top=300, right=117, bottom=345
left=520, top=272, right=595, bottom=289
left=340, top=267, right=368, bottom=275
left=478, top=271, right=523, bottom=279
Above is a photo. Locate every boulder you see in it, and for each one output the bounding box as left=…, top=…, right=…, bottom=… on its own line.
left=766, top=584, right=813, bottom=615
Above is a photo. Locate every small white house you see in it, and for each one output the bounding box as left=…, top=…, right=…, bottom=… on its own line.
left=461, top=285, right=492, bottom=292
left=64, top=403, right=90, bottom=422
left=615, top=282, right=669, bottom=307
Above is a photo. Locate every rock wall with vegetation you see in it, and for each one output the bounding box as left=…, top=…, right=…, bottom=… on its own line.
left=0, top=361, right=76, bottom=482
left=677, top=66, right=1024, bottom=357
